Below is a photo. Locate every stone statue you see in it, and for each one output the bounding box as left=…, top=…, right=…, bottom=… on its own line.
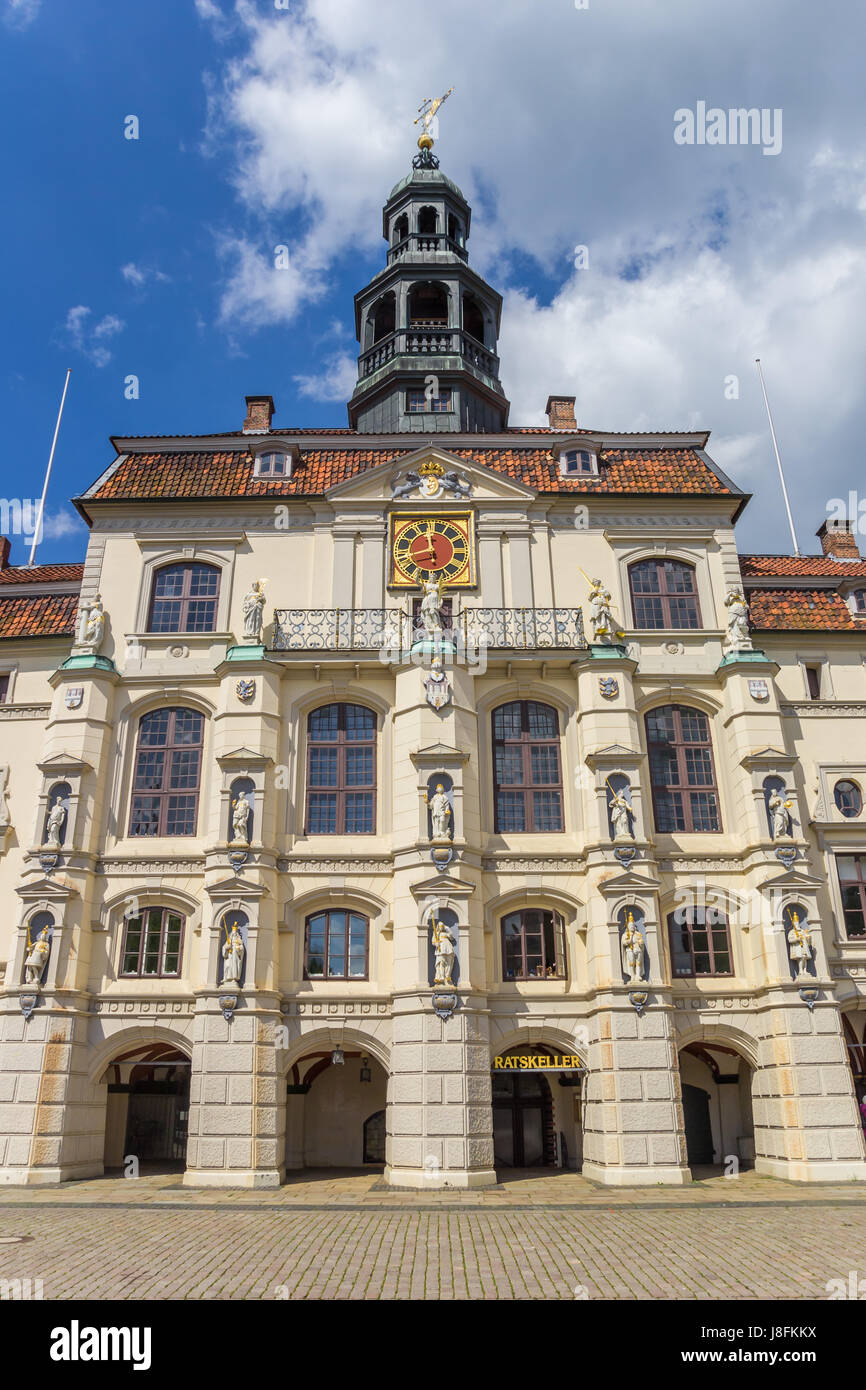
left=44, top=796, right=66, bottom=849
left=431, top=917, right=456, bottom=986
left=786, top=911, right=813, bottom=975
left=23, top=926, right=51, bottom=986
left=76, top=594, right=105, bottom=651
left=231, top=792, right=251, bottom=845
left=424, top=655, right=451, bottom=710
left=588, top=578, right=624, bottom=645
left=420, top=574, right=444, bottom=638
left=424, top=783, right=452, bottom=841
left=768, top=789, right=793, bottom=839
left=723, top=589, right=752, bottom=654
left=620, top=912, right=646, bottom=984
left=221, top=923, right=245, bottom=987
left=609, top=784, right=633, bottom=841
left=242, top=580, right=267, bottom=642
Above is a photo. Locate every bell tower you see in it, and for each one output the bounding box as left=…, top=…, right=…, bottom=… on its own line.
left=348, top=101, right=510, bottom=433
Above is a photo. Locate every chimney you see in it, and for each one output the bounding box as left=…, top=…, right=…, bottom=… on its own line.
left=0, top=537, right=9, bottom=571
left=545, top=395, right=577, bottom=431
left=816, top=519, right=861, bottom=560
left=243, top=394, right=275, bottom=434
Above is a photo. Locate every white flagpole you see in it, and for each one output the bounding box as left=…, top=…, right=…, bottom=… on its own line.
left=755, top=358, right=800, bottom=556
left=28, top=367, right=72, bottom=567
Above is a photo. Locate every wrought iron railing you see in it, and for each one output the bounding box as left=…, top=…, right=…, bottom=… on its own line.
left=271, top=607, right=586, bottom=654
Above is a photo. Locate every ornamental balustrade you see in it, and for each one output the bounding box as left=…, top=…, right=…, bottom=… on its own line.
left=358, top=328, right=499, bottom=380
left=386, top=233, right=468, bottom=264
left=271, top=606, right=586, bottom=654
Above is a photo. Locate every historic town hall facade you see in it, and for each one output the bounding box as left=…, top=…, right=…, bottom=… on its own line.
left=2, top=138, right=866, bottom=1189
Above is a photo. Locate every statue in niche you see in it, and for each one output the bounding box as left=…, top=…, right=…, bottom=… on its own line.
left=723, top=589, right=752, bottom=654
left=786, top=911, right=814, bottom=975
left=221, top=922, right=246, bottom=987
left=620, top=911, right=646, bottom=984
left=431, top=917, right=456, bottom=986
left=23, top=925, right=51, bottom=986
left=242, top=580, right=267, bottom=642
left=608, top=782, right=634, bottom=841
left=44, top=796, right=66, bottom=849
left=424, top=782, right=452, bottom=842
left=76, top=594, right=105, bottom=651
left=231, top=791, right=251, bottom=845
left=419, top=574, right=444, bottom=638
left=588, top=578, right=625, bottom=645
left=768, top=789, right=793, bottom=839
left=424, top=655, right=451, bottom=710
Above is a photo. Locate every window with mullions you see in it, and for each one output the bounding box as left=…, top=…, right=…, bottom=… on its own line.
left=837, top=855, right=866, bottom=938
left=492, top=701, right=563, bottom=833
left=853, top=589, right=866, bottom=614
left=306, top=703, right=376, bottom=835
left=646, top=704, right=721, bottom=833
left=668, top=906, right=732, bottom=977
left=628, top=559, right=701, bottom=630
left=835, top=781, right=863, bottom=818
left=304, top=910, right=369, bottom=980
left=407, top=387, right=452, bottom=413
left=129, top=707, right=204, bottom=837
left=121, top=906, right=184, bottom=977
left=501, top=909, right=566, bottom=980
left=148, top=563, right=220, bottom=634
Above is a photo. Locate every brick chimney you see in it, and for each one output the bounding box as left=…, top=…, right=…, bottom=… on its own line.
left=0, top=537, right=9, bottom=571
left=816, top=519, right=861, bottom=560
left=545, top=395, right=577, bottom=430
left=243, top=394, right=275, bottom=434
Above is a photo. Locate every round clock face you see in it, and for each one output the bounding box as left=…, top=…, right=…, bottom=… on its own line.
left=393, top=516, right=471, bottom=584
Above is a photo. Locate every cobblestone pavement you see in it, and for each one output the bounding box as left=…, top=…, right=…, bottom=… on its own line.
left=1, top=1169, right=865, bottom=1299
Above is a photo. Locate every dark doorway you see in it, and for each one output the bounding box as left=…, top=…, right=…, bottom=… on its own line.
left=363, top=1109, right=386, bottom=1164
left=492, top=1071, right=555, bottom=1167
left=124, top=1065, right=189, bottom=1166
left=681, top=1082, right=714, bottom=1165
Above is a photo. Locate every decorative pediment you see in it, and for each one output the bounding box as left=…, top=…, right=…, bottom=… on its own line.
left=37, top=752, right=93, bottom=776
left=585, top=744, right=645, bottom=768
left=410, top=874, right=475, bottom=901
left=16, top=876, right=78, bottom=904
left=596, top=867, right=661, bottom=897
left=216, top=748, right=273, bottom=769
left=411, top=743, right=471, bottom=767
left=740, top=747, right=797, bottom=771
left=753, top=866, right=824, bottom=894
left=206, top=877, right=269, bottom=903
left=325, top=445, right=537, bottom=504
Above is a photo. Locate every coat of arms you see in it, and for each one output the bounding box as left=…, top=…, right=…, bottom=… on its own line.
left=748, top=679, right=769, bottom=702
left=64, top=687, right=84, bottom=710
left=236, top=679, right=256, bottom=703
left=599, top=676, right=619, bottom=699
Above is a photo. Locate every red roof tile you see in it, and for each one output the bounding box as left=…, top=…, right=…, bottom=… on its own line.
left=0, top=562, right=83, bottom=586
left=0, top=592, right=78, bottom=640
left=748, top=588, right=862, bottom=631
left=741, top=554, right=866, bottom=578
left=85, top=446, right=734, bottom=502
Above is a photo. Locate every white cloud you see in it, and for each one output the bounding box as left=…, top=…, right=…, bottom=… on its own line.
left=120, top=262, right=170, bottom=288
left=63, top=306, right=125, bottom=368
left=3, top=0, right=40, bottom=31
left=216, top=235, right=325, bottom=328
left=293, top=351, right=357, bottom=403
left=40, top=508, right=86, bottom=542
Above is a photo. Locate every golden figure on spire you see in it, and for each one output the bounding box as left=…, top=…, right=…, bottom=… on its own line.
left=414, top=87, right=454, bottom=151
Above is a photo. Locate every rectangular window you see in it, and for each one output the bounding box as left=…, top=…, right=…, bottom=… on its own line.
left=0, top=673, right=9, bottom=703
left=806, top=665, right=822, bottom=700
left=629, top=560, right=701, bottom=630
left=668, top=908, right=732, bottom=977
left=121, top=908, right=183, bottom=977
left=501, top=909, right=566, bottom=981
left=407, top=388, right=452, bottom=413
left=304, top=910, right=369, bottom=981
left=305, top=703, right=376, bottom=836
left=837, top=855, right=866, bottom=938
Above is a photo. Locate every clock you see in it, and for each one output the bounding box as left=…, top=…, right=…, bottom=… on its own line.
left=389, top=511, right=475, bottom=588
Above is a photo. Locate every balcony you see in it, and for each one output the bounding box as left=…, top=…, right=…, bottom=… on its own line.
left=358, top=327, right=500, bottom=381
left=387, top=233, right=468, bottom=264
left=270, top=607, right=586, bottom=654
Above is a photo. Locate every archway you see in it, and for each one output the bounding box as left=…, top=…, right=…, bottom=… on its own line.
left=101, top=1039, right=191, bottom=1175
left=678, top=1040, right=755, bottom=1173
left=843, top=1013, right=866, bottom=1117
left=285, top=1047, right=389, bottom=1172
left=490, top=1043, right=584, bottom=1173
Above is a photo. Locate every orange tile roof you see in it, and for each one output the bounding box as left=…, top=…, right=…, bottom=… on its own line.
left=748, top=588, right=862, bottom=631
left=0, top=562, right=84, bottom=586
left=0, top=591, right=78, bottom=640
left=741, top=554, right=866, bottom=578
left=84, top=445, right=734, bottom=502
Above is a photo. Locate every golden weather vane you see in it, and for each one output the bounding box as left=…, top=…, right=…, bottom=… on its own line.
left=414, top=87, right=454, bottom=150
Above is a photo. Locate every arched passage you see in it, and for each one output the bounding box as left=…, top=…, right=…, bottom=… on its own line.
left=489, top=1041, right=585, bottom=1173
left=100, top=1037, right=192, bottom=1175
left=285, top=1043, right=389, bottom=1172
left=678, top=1038, right=755, bottom=1173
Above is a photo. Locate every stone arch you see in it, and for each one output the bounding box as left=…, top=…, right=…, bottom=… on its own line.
left=88, top=1023, right=194, bottom=1086
left=675, top=1023, right=758, bottom=1171
left=488, top=1025, right=587, bottom=1171
left=673, top=1021, right=759, bottom=1069
left=277, top=1024, right=391, bottom=1078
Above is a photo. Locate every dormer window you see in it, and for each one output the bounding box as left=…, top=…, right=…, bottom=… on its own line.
left=560, top=448, right=597, bottom=476
left=255, top=451, right=289, bottom=478
left=852, top=589, right=866, bottom=614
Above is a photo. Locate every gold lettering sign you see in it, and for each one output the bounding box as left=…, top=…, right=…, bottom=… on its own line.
left=492, top=1054, right=583, bottom=1071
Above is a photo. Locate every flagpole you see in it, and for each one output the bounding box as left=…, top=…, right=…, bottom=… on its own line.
left=755, top=358, right=800, bottom=556
left=28, top=368, right=71, bottom=567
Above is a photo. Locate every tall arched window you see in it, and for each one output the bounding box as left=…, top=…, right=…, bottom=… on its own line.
left=148, top=562, right=220, bottom=634
left=629, top=559, right=701, bottom=629
left=492, top=701, right=563, bottom=833
left=304, top=909, right=369, bottom=979
left=305, top=703, right=377, bottom=835
left=646, top=705, right=721, bottom=833
left=129, top=707, right=204, bottom=837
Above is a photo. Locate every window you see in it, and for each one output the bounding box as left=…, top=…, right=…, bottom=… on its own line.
left=306, top=703, right=376, bottom=835
left=0, top=672, right=9, bottom=703
left=646, top=705, right=721, bottom=833
left=121, top=906, right=184, bottom=976
left=501, top=909, right=566, bottom=980
left=668, top=905, right=732, bottom=977
left=835, top=780, right=863, bottom=818
left=257, top=451, right=287, bottom=477
left=304, top=910, right=369, bottom=979
left=837, top=855, right=866, bottom=937
left=492, top=701, right=563, bottom=833
left=805, top=665, right=822, bottom=700
left=407, top=387, right=452, bottom=413
left=148, top=563, right=220, bottom=634
left=629, top=559, right=701, bottom=630
left=562, top=448, right=595, bottom=476
left=129, top=707, right=204, bottom=837
left=853, top=589, right=866, bottom=613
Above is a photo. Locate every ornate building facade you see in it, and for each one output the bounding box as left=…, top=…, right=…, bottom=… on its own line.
left=2, top=143, right=866, bottom=1189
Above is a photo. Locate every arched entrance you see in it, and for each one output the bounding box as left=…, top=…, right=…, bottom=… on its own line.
left=843, top=1014, right=866, bottom=1125
left=102, top=1041, right=191, bottom=1174
left=678, top=1041, right=755, bottom=1172
left=285, top=1047, right=389, bottom=1171
left=490, top=1045, right=585, bottom=1172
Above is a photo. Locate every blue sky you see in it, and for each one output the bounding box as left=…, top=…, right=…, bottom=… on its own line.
left=3, top=0, right=865, bottom=565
